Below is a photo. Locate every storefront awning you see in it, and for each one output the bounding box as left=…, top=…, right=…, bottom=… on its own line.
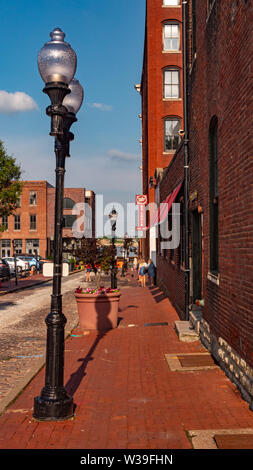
left=148, top=181, right=183, bottom=229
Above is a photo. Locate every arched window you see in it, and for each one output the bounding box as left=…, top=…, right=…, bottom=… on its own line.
left=209, top=116, right=218, bottom=274
left=63, top=198, right=75, bottom=209
left=163, top=22, right=180, bottom=51
left=164, top=117, right=181, bottom=151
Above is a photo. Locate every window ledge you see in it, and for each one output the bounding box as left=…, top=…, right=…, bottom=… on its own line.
left=207, top=271, right=220, bottom=285
left=163, top=151, right=175, bottom=155
left=163, top=98, right=182, bottom=101
left=162, top=50, right=181, bottom=54
left=162, top=6, right=181, bottom=9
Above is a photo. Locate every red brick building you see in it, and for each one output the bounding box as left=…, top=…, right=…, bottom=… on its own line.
left=152, top=0, right=253, bottom=409
left=0, top=181, right=96, bottom=259
left=137, top=0, right=183, bottom=260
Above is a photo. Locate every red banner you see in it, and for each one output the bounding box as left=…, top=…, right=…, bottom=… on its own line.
left=136, top=195, right=147, bottom=231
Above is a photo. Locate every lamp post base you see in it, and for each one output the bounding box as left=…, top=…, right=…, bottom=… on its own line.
left=33, top=394, right=74, bottom=422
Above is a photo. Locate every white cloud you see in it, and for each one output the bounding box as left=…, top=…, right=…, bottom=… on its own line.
left=0, top=91, right=38, bottom=114
left=107, top=148, right=138, bottom=162
left=90, top=102, right=112, bottom=111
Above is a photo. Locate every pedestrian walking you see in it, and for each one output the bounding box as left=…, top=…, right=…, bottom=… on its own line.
left=86, top=264, right=92, bottom=282
left=147, top=259, right=156, bottom=286
left=138, top=258, right=148, bottom=287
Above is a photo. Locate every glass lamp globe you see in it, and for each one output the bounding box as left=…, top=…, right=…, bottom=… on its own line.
left=62, top=78, right=84, bottom=114
left=109, top=208, right=118, bottom=229
left=38, top=28, right=77, bottom=85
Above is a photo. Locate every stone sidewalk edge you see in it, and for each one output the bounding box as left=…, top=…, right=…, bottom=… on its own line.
left=0, top=319, right=79, bottom=416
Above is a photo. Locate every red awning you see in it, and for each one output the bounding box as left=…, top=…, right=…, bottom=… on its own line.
left=148, top=181, right=182, bottom=229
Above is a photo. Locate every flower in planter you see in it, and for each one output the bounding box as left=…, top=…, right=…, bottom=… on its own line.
left=75, top=286, right=119, bottom=295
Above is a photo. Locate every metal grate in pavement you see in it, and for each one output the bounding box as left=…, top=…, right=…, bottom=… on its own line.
left=214, top=434, right=253, bottom=449
left=165, top=352, right=219, bottom=371
left=178, top=354, right=216, bottom=368
left=144, top=322, right=168, bottom=327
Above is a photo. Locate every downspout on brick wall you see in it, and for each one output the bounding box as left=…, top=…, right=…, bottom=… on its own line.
left=182, top=0, right=190, bottom=320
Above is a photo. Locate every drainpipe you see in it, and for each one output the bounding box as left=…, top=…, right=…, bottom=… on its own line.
left=182, top=1, right=190, bottom=320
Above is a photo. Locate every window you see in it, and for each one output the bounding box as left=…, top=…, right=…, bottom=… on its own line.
left=16, top=197, right=21, bottom=208
left=164, top=117, right=181, bottom=151
left=13, top=239, right=22, bottom=254
left=30, top=214, right=37, bottom=230
left=14, top=215, right=21, bottom=230
left=62, top=215, right=77, bottom=228
left=29, top=191, right=37, bottom=206
left=163, top=69, right=180, bottom=98
left=1, top=239, right=11, bottom=257
left=63, top=198, right=75, bottom=209
left=209, top=116, right=218, bottom=274
left=26, top=239, right=39, bottom=255
left=1, top=216, right=8, bottom=231
left=163, top=0, right=180, bottom=5
left=163, top=23, right=180, bottom=51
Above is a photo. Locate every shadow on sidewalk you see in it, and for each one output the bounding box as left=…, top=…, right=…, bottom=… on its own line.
left=148, top=286, right=168, bottom=303
left=65, top=294, right=114, bottom=398
left=65, top=332, right=107, bottom=398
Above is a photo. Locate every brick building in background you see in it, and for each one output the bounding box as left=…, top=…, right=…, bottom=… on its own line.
left=0, top=181, right=96, bottom=259
left=148, top=0, right=253, bottom=409
left=136, top=0, right=183, bottom=261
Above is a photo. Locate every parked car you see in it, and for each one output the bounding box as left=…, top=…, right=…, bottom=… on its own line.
left=0, top=258, right=11, bottom=281
left=18, top=255, right=41, bottom=270
left=3, top=257, right=29, bottom=274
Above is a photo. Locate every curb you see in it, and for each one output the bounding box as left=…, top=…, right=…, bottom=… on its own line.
left=0, top=269, right=83, bottom=296
left=0, top=318, right=79, bottom=416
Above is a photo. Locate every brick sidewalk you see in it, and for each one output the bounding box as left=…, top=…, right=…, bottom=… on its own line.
left=0, top=276, right=252, bottom=450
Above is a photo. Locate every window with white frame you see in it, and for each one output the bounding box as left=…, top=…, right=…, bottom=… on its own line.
left=163, top=0, right=180, bottom=5
left=29, top=191, right=37, bottom=206
left=164, top=117, right=181, bottom=151
left=1, top=216, right=8, bottom=231
left=30, top=214, right=37, bottom=230
left=163, top=23, right=180, bottom=51
left=14, top=215, right=21, bottom=230
left=163, top=69, right=180, bottom=98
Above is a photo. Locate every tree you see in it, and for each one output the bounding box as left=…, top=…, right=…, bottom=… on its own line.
left=0, top=140, right=22, bottom=230
left=75, top=237, right=114, bottom=275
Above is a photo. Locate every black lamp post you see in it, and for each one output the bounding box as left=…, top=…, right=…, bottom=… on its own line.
left=121, top=233, right=128, bottom=277
left=109, top=208, right=117, bottom=289
left=33, top=28, right=83, bottom=421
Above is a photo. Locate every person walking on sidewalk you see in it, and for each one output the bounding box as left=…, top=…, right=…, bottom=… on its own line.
left=147, top=259, right=156, bottom=286
left=86, top=264, right=92, bottom=282
left=138, top=258, right=148, bottom=287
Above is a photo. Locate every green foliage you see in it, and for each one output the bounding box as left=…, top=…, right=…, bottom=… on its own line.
left=99, top=246, right=113, bottom=273
left=0, top=140, right=23, bottom=223
left=75, top=237, right=114, bottom=273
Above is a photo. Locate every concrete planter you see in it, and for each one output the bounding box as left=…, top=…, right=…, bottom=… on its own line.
left=74, top=291, right=121, bottom=332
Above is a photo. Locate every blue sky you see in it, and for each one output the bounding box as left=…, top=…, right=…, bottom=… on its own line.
left=0, top=0, right=145, bottom=214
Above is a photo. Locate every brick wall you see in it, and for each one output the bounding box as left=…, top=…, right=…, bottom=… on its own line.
left=0, top=181, right=49, bottom=257
left=156, top=143, right=185, bottom=318
left=187, top=0, right=253, bottom=367
left=140, top=0, right=184, bottom=259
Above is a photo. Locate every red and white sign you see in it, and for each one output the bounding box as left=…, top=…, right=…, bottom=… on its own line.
left=136, top=194, right=147, bottom=231
left=136, top=194, right=148, bottom=205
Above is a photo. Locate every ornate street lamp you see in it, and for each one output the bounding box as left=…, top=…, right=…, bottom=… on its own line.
left=33, top=28, right=83, bottom=421
left=109, top=207, right=117, bottom=289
